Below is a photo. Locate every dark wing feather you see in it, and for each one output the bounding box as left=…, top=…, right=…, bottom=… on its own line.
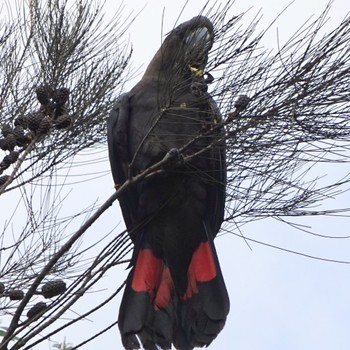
left=107, top=93, right=138, bottom=233
left=206, top=96, right=226, bottom=237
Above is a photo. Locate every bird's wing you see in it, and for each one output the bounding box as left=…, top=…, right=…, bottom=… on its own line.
left=107, top=92, right=138, bottom=232
left=206, top=95, right=227, bottom=237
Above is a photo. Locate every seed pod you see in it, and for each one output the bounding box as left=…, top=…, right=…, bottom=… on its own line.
left=53, top=88, right=70, bottom=106
left=38, top=116, right=52, bottom=135
left=41, top=279, right=66, bottom=298
left=13, top=125, right=25, bottom=138
left=8, top=289, right=24, bottom=301
left=35, top=86, right=51, bottom=105
left=5, top=134, right=16, bottom=151
left=2, top=152, right=19, bottom=167
left=54, top=114, right=72, bottom=130
left=0, top=282, right=5, bottom=294
left=1, top=155, right=12, bottom=168
left=40, top=101, right=56, bottom=117
left=54, top=104, right=69, bottom=119
left=13, top=125, right=27, bottom=146
left=0, top=175, right=9, bottom=186
left=27, top=112, right=45, bottom=132
left=1, top=124, right=13, bottom=138
left=27, top=301, right=47, bottom=319
left=0, top=138, right=9, bottom=151
left=234, top=95, right=250, bottom=110
left=14, top=115, right=28, bottom=128
left=7, top=151, right=19, bottom=164
left=0, top=161, right=9, bottom=171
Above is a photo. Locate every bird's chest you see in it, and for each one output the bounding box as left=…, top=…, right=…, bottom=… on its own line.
left=128, top=84, right=218, bottom=172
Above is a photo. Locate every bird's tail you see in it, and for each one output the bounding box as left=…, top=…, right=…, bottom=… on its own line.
left=118, top=240, right=229, bottom=350
left=173, top=240, right=230, bottom=349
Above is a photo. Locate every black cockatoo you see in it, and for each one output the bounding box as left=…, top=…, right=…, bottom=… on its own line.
left=107, top=16, right=229, bottom=350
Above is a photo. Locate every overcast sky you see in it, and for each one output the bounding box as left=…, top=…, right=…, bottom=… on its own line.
left=2, top=0, right=350, bottom=349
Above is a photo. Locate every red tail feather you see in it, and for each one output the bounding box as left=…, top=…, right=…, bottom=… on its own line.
left=131, top=249, right=174, bottom=309
left=154, top=266, right=173, bottom=310
left=119, top=242, right=229, bottom=349
left=182, top=241, right=217, bottom=300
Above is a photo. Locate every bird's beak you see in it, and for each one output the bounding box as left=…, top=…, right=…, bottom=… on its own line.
left=185, top=26, right=213, bottom=77
left=185, top=27, right=212, bottom=50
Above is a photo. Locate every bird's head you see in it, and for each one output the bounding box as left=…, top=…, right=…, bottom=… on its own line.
left=144, top=16, right=214, bottom=82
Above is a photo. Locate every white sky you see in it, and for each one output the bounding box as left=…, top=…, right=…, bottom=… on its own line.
left=2, top=0, right=350, bottom=349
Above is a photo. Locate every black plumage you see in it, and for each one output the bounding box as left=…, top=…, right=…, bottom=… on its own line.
left=107, top=16, right=229, bottom=350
